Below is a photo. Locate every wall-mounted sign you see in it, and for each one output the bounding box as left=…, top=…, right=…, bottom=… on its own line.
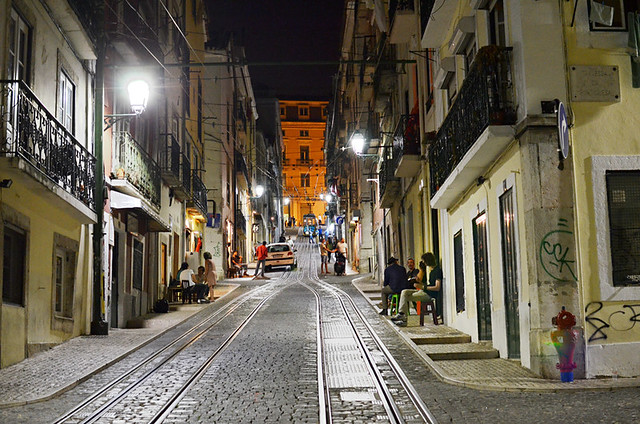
left=569, top=65, right=620, bottom=102
left=557, top=101, right=569, bottom=160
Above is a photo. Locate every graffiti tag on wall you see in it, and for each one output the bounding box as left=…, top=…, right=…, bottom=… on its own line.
left=585, top=301, right=640, bottom=343
left=212, top=241, right=222, bottom=258
left=539, top=219, right=577, bottom=281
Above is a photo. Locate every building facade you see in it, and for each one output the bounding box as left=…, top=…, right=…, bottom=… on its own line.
left=281, top=100, right=328, bottom=227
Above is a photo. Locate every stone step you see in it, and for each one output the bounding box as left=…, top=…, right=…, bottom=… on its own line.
left=411, top=334, right=472, bottom=345
left=418, top=343, right=500, bottom=361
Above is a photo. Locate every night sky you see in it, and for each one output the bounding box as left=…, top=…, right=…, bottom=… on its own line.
left=205, top=1, right=345, bottom=100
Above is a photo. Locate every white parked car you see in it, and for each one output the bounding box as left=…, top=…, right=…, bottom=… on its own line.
left=265, top=243, right=297, bottom=271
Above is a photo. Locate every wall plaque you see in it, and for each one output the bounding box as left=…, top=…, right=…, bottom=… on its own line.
left=569, top=65, right=620, bottom=102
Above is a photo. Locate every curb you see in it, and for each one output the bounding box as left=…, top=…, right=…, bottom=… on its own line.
left=0, top=284, right=241, bottom=409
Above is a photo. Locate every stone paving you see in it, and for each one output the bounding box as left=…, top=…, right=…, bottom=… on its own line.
left=353, top=275, right=640, bottom=393
left=0, top=284, right=239, bottom=408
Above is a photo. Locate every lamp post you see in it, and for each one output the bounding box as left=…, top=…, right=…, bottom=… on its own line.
left=350, top=130, right=366, bottom=155
left=91, top=51, right=150, bottom=335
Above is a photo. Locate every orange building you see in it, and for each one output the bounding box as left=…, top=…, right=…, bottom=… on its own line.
left=280, top=100, right=328, bottom=226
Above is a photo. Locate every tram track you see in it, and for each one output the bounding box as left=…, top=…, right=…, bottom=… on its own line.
left=53, top=271, right=295, bottom=424
left=296, top=241, right=437, bottom=424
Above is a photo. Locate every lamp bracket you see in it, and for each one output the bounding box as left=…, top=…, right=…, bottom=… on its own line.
left=104, top=113, right=138, bottom=131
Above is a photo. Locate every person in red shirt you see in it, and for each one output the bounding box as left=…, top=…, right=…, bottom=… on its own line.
left=253, top=241, right=270, bottom=279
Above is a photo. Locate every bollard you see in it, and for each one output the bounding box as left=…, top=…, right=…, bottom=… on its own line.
left=551, top=306, right=578, bottom=382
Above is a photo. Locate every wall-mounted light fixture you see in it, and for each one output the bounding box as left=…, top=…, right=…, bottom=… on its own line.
left=104, top=79, right=150, bottom=130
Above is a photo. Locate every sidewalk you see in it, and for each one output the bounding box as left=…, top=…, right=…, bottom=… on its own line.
left=0, top=283, right=240, bottom=408
left=352, top=275, right=640, bottom=392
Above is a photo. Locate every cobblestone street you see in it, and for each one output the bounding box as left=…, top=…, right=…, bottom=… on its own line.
left=1, top=258, right=640, bottom=423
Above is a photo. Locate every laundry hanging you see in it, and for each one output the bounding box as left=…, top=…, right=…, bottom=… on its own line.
left=590, top=0, right=614, bottom=26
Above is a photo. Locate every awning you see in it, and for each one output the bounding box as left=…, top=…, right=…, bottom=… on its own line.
left=110, top=191, right=171, bottom=232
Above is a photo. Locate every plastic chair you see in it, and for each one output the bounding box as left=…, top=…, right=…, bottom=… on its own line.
left=389, top=294, right=399, bottom=316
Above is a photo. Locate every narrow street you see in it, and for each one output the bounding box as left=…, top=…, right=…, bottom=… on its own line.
left=0, top=239, right=637, bottom=423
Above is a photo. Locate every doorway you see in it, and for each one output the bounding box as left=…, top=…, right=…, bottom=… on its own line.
left=110, top=231, right=119, bottom=328
left=500, top=188, right=520, bottom=358
left=473, top=212, right=492, bottom=341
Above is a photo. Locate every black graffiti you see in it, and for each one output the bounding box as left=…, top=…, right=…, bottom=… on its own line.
left=585, top=302, right=609, bottom=342
left=585, top=302, right=640, bottom=342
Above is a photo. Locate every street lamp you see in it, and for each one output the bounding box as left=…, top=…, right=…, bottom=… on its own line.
left=254, top=184, right=265, bottom=198
left=350, top=130, right=366, bottom=155
left=325, top=193, right=333, bottom=202
left=127, top=80, right=150, bottom=115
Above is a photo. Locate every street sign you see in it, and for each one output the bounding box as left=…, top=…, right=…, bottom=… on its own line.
left=557, top=101, right=569, bottom=160
left=336, top=216, right=344, bottom=225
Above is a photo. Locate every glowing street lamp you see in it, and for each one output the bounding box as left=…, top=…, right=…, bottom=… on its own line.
left=350, top=130, right=366, bottom=155
left=127, top=79, right=150, bottom=115
left=254, top=184, right=265, bottom=198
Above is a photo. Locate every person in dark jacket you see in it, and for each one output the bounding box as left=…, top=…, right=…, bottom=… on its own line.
left=379, top=257, right=409, bottom=316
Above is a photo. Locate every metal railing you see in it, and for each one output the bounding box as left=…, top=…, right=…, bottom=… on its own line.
left=235, top=209, right=247, bottom=233
left=429, top=46, right=516, bottom=196
left=0, top=80, right=95, bottom=210
left=180, top=153, right=192, bottom=195
left=160, top=133, right=180, bottom=180
left=296, top=158, right=312, bottom=166
left=191, top=171, right=207, bottom=215
left=392, top=113, right=420, bottom=163
left=379, top=157, right=398, bottom=201
left=114, top=131, right=161, bottom=207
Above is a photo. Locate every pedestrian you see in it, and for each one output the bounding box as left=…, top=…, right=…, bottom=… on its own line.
left=379, top=257, right=409, bottom=316
left=253, top=241, right=270, bottom=279
left=203, top=251, right=217, bottom=301
left=336, top=238, right=348, bottom=263
left=178, top=262, right=197, bottom=304
left=320, top=238, right=330, bottom=275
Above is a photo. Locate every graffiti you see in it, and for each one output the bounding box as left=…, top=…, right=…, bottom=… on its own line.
left=539, top=219, right=577, bottom=281
left=212, top=241, right=222, bottom=258
left=585, top=301, right=640, bottom=343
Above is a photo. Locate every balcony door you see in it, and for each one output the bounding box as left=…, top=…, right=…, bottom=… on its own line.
left=6, top=9, right=30, bottom=144
left=500, top=187, right=520, bottom=358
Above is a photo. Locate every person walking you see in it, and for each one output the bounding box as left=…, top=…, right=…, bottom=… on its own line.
left=320, top=238, right=330, bottom=275
left=253, top=241, right=269, bottom=279
left=203, top=251, right=217, bottom=301
left=379, top=257, right=409, bottom=316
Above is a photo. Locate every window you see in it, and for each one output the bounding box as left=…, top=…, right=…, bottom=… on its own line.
left=300, top=146, right=310, bottom=161
left=7, top=9, right=31, bottom=82
left=3, top=224, right=26, bottom=306
left=445, top=74, right=457, bottom=109
left=299, top=130, right=309, bottom=137
left=280, top=106, right=286, bottom=117
left=322, top=107, right=328, bottom=119
left=54, top=248, right=76, bottom=318
left=58, top=71, right=75, bottom=133
left=464, top=36, right=478, bottom=73
left=489, top=0, right=506, bottom=47
left=301, top=173, right=310, bottom=187
left=589, top=0, right=640, bottom=31
left=282, top=173, right=287, bottom=188
left=298, top=106, right=309, bottom=118
left=453, top=230, right=465, bottom=313
left=606, top=171, right=640, bottom=286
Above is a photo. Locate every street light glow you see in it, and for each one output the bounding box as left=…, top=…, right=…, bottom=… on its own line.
left=254, top=184, right=265, bottom=197
left=325, top=193, right=333, bottom=202
left=127, top=80, right=150, bottom=115
left=283, top=197, right=290, bottom=205
left=351, top=131, right=365, bottom=155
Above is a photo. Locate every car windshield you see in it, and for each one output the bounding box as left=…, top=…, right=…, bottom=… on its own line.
left=268, top=244, right=290, bottom=253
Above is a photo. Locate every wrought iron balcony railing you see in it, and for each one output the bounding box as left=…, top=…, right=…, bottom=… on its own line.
left=114, top=131, right=161, bottom=208
left=379, top=157, right=398, bottom=201
left=429, top=46, right=516, bottom=196
left=180, top=153, right=192, bottom=195
left=0, top=80, right=95, bottom=210
left=160, top=133, right=180, bottom=185
left=392, top=113, right=420, bottom=159
left=235, top=209, right=247, bottom=234
left=296, top=158, right=312, bottom=166
left=191, top=171, right=207, bottom=215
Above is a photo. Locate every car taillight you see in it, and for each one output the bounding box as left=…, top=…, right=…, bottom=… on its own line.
left=288, top=251, right=293, bottom=256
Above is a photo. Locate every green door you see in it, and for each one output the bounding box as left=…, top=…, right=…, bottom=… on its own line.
left=500, top=189, right=520, bottom=359
left=473, top=212, right=492, bottom=341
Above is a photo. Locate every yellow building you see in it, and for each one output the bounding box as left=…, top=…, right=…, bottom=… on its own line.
left=280, top=100, right=328, bottom=225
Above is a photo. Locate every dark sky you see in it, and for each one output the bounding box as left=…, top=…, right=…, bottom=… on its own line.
left=206, top=1, right=344, bottom=99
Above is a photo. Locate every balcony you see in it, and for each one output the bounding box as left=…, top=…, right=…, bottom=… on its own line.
left=0, top=80, right=96, bottom=222
left=160, top=133, right=181, bottom=188
left=112, top=131, right=161, bottom=208
left=429, top=46, right=516, bottom=209
left=389, top=0, right=416, bottom=44
left=420, top=0, right=457, bottom=48
left=379, top=157, right=400, bottom=209
left=392, top=114, right=421, bottom=178
left=189, top=171, right=207, bottom=216
left=235, top=209, right=247, bottom=235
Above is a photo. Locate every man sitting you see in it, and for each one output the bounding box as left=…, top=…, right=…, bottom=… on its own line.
left=392, top=252, right=442, bottom=326
left=231, top=250, right=249, bottom=277
left=379, top=257, right=409, bottom=316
